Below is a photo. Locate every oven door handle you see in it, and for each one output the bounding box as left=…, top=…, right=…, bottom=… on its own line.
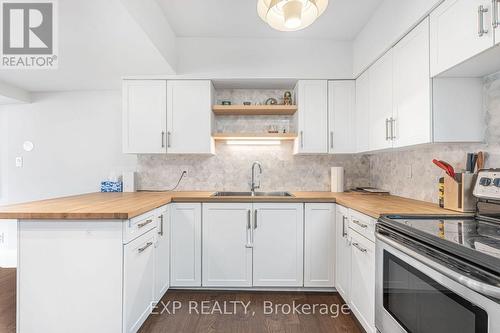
left=377, top=233, right=500, bottom=301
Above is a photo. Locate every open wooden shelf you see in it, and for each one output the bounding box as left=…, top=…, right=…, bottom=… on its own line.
left=212, top=133, right=297, bottom=141
left=212, top=105, right=297, bottom=116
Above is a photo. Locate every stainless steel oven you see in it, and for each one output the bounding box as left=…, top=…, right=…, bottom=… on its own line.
left=375, top=224, right=500, bottom=333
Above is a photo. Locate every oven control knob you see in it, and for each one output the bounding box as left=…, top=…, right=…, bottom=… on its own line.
left=494, top=178, right=500, bottom=187
left=479, top=177, right=492, bottom=186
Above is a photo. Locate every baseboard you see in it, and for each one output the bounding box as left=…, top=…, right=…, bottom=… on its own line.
left=170, top=287, right=337, bottom=292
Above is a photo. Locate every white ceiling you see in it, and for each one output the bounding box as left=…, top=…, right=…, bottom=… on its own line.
left=0, top=0, right=173, bottom=92
left=157, top=0, right=382, bottom=40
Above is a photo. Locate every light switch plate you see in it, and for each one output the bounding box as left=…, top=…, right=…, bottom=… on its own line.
left=15, top=157, right=23, bottom=168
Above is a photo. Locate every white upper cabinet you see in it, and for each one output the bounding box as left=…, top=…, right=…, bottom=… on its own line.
left=304, top=203, right=335, bottom=287
left=202, top=203, right=253, bottom=287
left=328, top=81, right=356, bottom=154
left=430, top=0, right=494, bottom=77
left=167, top=80, right=214, bottom=154
left=368, top=50, right=394, bottom=151
left=393, top=18, right=432, bottom=148
left=294, top=80, right=328, bottom=154
left=252, top=203, right=304, bottom=287
left=123, top=80, right=167, bottom=154
left=355, top=71, right=370, bottom=153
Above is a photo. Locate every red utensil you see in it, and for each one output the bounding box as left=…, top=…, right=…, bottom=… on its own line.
left=432, top=159, right=456, bottom=179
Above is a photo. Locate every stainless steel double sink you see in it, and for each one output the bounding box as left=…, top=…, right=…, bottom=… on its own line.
left=211, top=191, right=294, bottom=197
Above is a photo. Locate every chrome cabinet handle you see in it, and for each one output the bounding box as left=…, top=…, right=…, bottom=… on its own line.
left=254, top=209, right=258, bottom=229
left=138, top=241, right=153, bottom=253
left=161, top=131, right=165, bottom=148
left=390, top=117, right=396, bottom=140
left=300, top=131, right=304, bottom=148
left=352, top=219, right=368, bottom=229
left=330, top=131, right=334, bottom=149
left=158, top=215, right=164, bottom=236
left=245, top=209, right=253, bottom=248
left=385, top=119, right=390, bottom=141
left=352, top=242, right=367, bottom=253
left=478, top=5, right=489, bottom=37
left=137, top=219, right=153, bottom=228
left=167, top=131, right=171, bottom=148
left=342, top=215, right=348, bottom=237
left=493, top=0, right=499, bottom=28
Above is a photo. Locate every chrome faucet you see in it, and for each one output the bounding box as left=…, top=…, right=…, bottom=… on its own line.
left=251, top=161, right=263, bottom=193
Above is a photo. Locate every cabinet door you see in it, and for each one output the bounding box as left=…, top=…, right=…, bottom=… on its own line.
left=350, top=230, right=376, bottom=333
left=154, top=206, right=170, bottom=302
left=202, top=203, right=253, bottom=287
left=430, top=0, right=494, bottom=76
left=355, top=71, right=370, bottom=153
left=170, top=203, right=202, bottom=287
left=122, top=80, right=167, bottom=154
left=328, top=81, right=356, bottom=154
left=393, top=18, right=432, bottom=148
left=335, top=206, right=351, bottom=303
left=123, top=229, right=156, bottom=333
left=304, top=203, right=335, bottom=287
left=253, top=203, right=304, bottom=287
left=496, top=0, right=500, bottom=45
left=369, top=50, right=393, bottom=151
left=166, top=80, right=214, bottom=154
left=294, top=80, right=328, bottom=154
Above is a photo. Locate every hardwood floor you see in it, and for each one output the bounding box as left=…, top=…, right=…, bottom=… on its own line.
left=0, top=270, right=362, bottom=333
left=0, top=268, right=16, bottom=333
left=140, top=290, right=363, bottom=333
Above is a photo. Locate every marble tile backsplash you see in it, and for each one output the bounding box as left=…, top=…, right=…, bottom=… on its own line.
left=137, top=141, right=370, bottom=192
left=369, top=72, right=500, bottom=203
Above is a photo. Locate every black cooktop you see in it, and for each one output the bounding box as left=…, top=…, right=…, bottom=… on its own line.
left=378, top=214, right=500, bottom=275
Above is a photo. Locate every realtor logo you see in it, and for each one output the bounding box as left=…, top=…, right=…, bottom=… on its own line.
left=1, top=0, right=58, bottom=68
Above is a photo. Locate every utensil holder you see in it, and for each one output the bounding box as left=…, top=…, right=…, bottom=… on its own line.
left=444, top=173, right=476, bottom=212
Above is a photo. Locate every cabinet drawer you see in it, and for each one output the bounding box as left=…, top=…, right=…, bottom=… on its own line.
left=349, top=209, right=376, bottom=242
left=123, top=211, right=158, bottom=244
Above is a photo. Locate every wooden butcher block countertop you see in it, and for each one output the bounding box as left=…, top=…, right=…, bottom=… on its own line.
left=0, top=191, right=465, bottom=220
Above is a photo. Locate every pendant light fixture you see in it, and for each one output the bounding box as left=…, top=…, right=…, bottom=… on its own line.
left=257, top=0, right=328, bottom=31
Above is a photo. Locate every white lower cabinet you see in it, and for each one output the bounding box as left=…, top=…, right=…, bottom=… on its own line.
left=335, top=205, right=351, bottom=302
left=123, top=228, right=156, bottom=333
left=304, top=203, right=335, bottom=287
left=252, top=203, right=304, bottom=287
left=170, top=203, right=202, bottom=287
left=349, top=224, right=376, bottom=333
left=154, top=206, right=170, bottom=302
left=202, top=203, right=253, bottom=287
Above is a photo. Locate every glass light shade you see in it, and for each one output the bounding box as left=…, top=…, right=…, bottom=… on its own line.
left=283, top=1, right=303, bottom=29
left=257, top=0, right=328, bottom=31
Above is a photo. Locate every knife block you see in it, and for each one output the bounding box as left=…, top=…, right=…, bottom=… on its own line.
left=444, top=173, right=476, bottom=212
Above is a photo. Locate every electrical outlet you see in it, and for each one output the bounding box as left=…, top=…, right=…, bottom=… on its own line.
left=182, top=169, right=188, bottom=177
left=15, top=157, right=23, bottom=168
left=407, top=164, right=412, bottom=179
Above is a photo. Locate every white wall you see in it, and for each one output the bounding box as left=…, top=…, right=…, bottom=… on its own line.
left=0, top=90, right=137, bottom=205
left=353, top=0, right=442, bottom=76
left=177, top=38, right=353, bottom=79
left=0, top=90, right=136, bottom=267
